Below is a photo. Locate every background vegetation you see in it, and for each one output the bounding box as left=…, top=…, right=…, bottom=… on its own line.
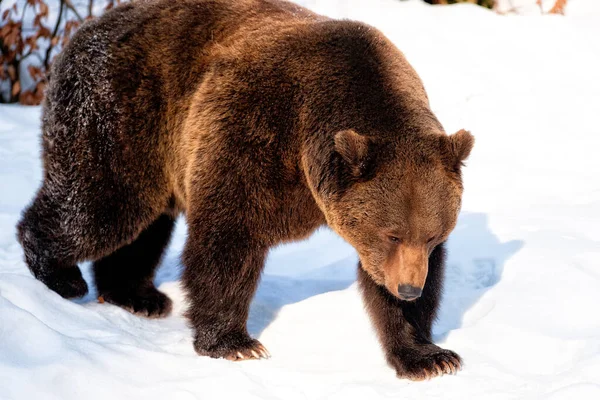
left=424, top=0, right=495, bottom=8
left=1, top=0, right=123, bottom=104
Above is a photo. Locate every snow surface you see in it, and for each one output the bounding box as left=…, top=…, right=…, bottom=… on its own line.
left=1, top=0, right=600, bottom=399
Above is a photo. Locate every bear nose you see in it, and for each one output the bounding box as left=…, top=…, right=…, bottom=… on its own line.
left=397, top=284, right=422, bottom=301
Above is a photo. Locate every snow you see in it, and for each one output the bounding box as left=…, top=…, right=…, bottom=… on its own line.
left=1, top=0, right=600, bottom=399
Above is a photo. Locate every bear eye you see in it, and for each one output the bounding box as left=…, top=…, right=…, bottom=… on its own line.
left=389, top=236, right=401, bottom=243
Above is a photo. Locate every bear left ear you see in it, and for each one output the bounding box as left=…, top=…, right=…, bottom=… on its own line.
left=445, top=129, right=474, bottom=169
left=334, top=129, right=371, bottom=177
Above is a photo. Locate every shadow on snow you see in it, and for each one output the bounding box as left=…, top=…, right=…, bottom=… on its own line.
left=75, top=212, right=522, bottom=341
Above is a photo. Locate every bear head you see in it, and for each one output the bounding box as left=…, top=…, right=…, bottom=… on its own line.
left=307, top=128, right=474, bottom=301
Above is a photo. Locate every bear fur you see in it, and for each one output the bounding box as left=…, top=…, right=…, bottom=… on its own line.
left=16, top=0, right=473, bottom=380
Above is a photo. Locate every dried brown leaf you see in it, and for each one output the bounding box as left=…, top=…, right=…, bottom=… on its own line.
left=20, top=90, right=35, bottom=105
left=39, top=2, right=49, bottom=18
left=38, top=26, right=51, bottom=39
left=549, top=0, right=567, bottom=15
left=7, top=65, right=16, bottom=81
left=12, top=81, right=21, bottom=97
left=28, top=65, right=42, bottom=80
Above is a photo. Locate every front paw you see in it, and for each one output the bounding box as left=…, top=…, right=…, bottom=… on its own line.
left=194, top=331, right=270, bottom=361
left=388, top=344, right=462, bottom=381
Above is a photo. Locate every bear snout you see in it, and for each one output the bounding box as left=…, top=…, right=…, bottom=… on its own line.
left=383, top=244, right=428, bottom=300
left=397, top=284, right=422, bottom=301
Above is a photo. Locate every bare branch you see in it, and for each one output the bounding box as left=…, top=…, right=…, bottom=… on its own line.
left=65, top=0, right=84, bottom=23
left=44, top=0, right=66, bottom=71
left=536, top=0, right=544, bottom=14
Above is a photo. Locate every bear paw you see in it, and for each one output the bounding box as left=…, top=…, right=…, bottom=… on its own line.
left=45, top=266, right=89, bottom=299
left=99, top=285, right=173, bottom=319
left=195, top=334, right=270, bottom=361
left=388, top=345, right=462, bottom=381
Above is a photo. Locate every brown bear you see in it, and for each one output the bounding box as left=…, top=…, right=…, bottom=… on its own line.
left=16, top=0, right=473, bottom=380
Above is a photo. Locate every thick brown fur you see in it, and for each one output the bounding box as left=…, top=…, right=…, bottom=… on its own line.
left=16, top=0, right=473, bottom=378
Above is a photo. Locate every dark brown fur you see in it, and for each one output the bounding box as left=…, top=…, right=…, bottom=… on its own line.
left=16, top=0, right=473, bottom=379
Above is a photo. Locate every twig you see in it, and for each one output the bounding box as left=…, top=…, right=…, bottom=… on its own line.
left=65, top=0, right=84, bottom=23
left=44, top=0, right=66, bottom=71
left=20, top=0, right=30, bottom=25
left=536, top=0, right=544, bottom=14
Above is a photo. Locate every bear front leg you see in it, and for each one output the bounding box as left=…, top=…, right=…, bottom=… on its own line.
left=357, top=253, right=461, bottom=380
left=182, top=216, right=270, bottom=361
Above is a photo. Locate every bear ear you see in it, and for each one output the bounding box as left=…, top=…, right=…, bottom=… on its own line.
left=334, top=129, right=371, bottom=177
left=445, top=129, right=474, bottom=169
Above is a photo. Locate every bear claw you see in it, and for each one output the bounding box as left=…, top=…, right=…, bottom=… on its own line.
left=388, top=345, right=462, bottom=381
left=223, top=340, right=270, bottom=361
left=196, top=335, right=270, bottom=361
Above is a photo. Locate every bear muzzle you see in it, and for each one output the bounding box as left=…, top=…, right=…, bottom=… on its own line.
left=384, top=244, right=428, bottom=301
left=397, top=284, right=422, bottom=301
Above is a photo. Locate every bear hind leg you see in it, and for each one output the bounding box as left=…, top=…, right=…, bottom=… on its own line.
left=93, top=213, right=175, bottom=318
left=17, top=192, right=89, bottom=299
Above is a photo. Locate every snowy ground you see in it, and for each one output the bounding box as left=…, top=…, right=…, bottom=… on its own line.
left=1, top=0, right=600, bottom=399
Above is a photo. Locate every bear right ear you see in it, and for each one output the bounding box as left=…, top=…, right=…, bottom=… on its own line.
left=334, top=129, right=371, bottom=177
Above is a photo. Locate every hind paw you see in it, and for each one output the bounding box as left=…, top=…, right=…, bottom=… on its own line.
left=45, top=266, right=89, bottom=299
left=99, top=285, right=172, bottom=318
